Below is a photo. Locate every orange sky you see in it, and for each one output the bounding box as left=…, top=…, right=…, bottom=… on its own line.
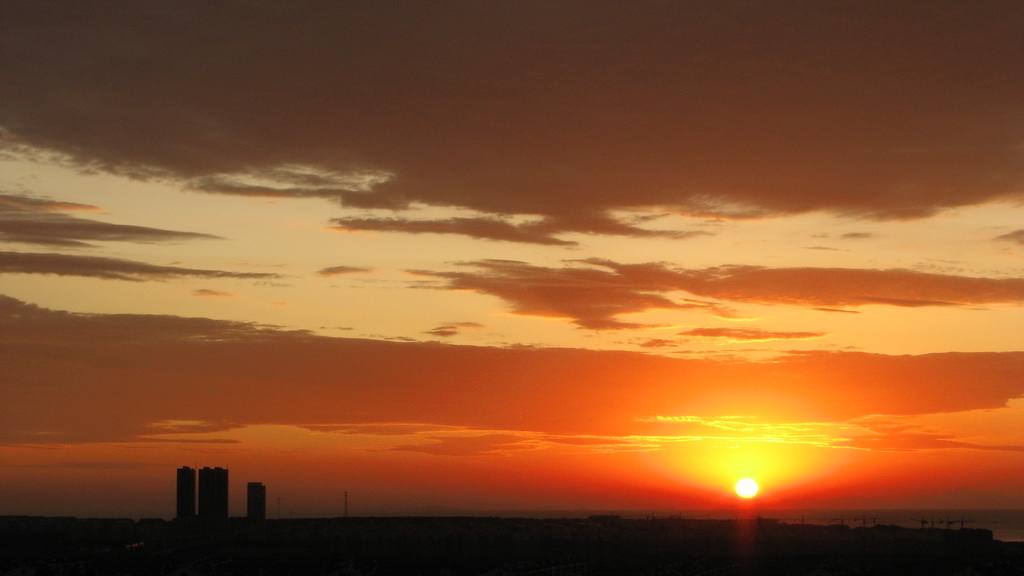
left=1, top=1, right=1023, bottom=518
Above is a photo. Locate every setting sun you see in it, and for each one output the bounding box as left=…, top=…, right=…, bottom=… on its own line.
left=735, top=478, right=759, bottom=499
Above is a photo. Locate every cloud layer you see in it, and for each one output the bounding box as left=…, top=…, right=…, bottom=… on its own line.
left=0, top=193, right=218, bottom=247
left=2, top=296, right=1021, bottom=449
left=421, top=259, right=1024, bottom=329
left=2, top=1, right=1022, bottom=239
left=0, top=251, right=282, bottom=281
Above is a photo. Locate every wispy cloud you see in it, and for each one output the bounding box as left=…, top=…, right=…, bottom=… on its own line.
left=679, top=327, right=826, bottom=343
left=420, top=259, right=1024, bottom=329
left=995, top=229, right=1024, bottom=245
left=0, top=193, right=219, bottom=247
left=192, top=289, right=234, bottom=297
left=424, top=322, right=484, bottom=338
left=187, top=165, right=393, bottom=201
left=0, top=251, right=283, bottom=281
left=641, top=414, right=1024, bottom=453
left=418, top=259, right=727, bottom=329
left=330, top=214, right=711, bottom=245
left=4, top=461, right=156, bottom=470
left=331, top=217, right=577, bottom=246
left=390, top=434, right=536, bottom=457
left=316, top=265, right=374, bottom=277
left=299, top=423, right=460, bottom=436
left=0, top=194, right=98, bottom=212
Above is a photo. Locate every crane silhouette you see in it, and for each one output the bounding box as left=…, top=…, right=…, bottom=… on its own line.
left=942, top=512, right=966, bottom=528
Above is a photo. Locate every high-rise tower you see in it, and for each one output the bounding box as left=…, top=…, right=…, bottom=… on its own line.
left=176, top=466, right=196, bottom=519
left=247, top=482, right=266, bottom=521
left=198, top=467, right=229, bottom=519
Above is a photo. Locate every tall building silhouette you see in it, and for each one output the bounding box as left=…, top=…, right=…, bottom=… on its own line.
left=247, top=482, right=266, bottom=521
left=198, top=467, right=229, bottom=519
left=176, top=466, right=196, bottom=519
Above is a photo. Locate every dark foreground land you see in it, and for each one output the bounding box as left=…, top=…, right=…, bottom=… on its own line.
left=2, top=515, right=1023, bottom=575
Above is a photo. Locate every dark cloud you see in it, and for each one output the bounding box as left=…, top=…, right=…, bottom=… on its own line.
left=0, top=193, right=220, bottom=247
left=419, top=259, right=728, bottom=329
left=680, top=265, right=1024, bottom=308
left=835, top=420, right=1024, bottom=453
left=2, top=296, right=1022, bottom=446
left=539, top=435, right=637, bottom=448
left=642, top=414, right=1024, bottom=454
left=300, top=423, right=456, bottom=436
left=0, top=294, right=310, bottom=345
left=144, top=419, right=237, bottom=435
left=331, top=217, right=577, bottom=246
left=679, top=327, right=826, bottom=342
left=995, top=230, right=1024, bottom=245
left=420, top=259, right=1024, bottom=329
left=390, top=434, right=534, bottom=457
left=192, top=289, right=234, bottom=297
left=0, top=250, right=283, bottom=281
left=317, top=265, right=373, bottom=277
left=185, top=165, right=391, bottom=200
left=330, top=216, right=709, bottom=245
left=1, top=1, right=1021, bottom=235
left=813, top=307, right=861, bottom=314
left=9, top=462, right=156, bottom=470
left=636, top=338, right=677, bottom=349
left=0, top=194, right=97, bottom=212
left=424, top=322, right=484, bottom=338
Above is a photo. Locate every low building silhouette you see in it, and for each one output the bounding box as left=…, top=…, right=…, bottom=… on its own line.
left=247, top=482, right=266, bottom=521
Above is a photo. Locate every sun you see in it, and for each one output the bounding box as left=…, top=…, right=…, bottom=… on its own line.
left=735, top=478, right=759, bottom=499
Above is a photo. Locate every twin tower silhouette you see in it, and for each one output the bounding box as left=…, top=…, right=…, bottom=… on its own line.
left=176, top=466, right=265, bottom=521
